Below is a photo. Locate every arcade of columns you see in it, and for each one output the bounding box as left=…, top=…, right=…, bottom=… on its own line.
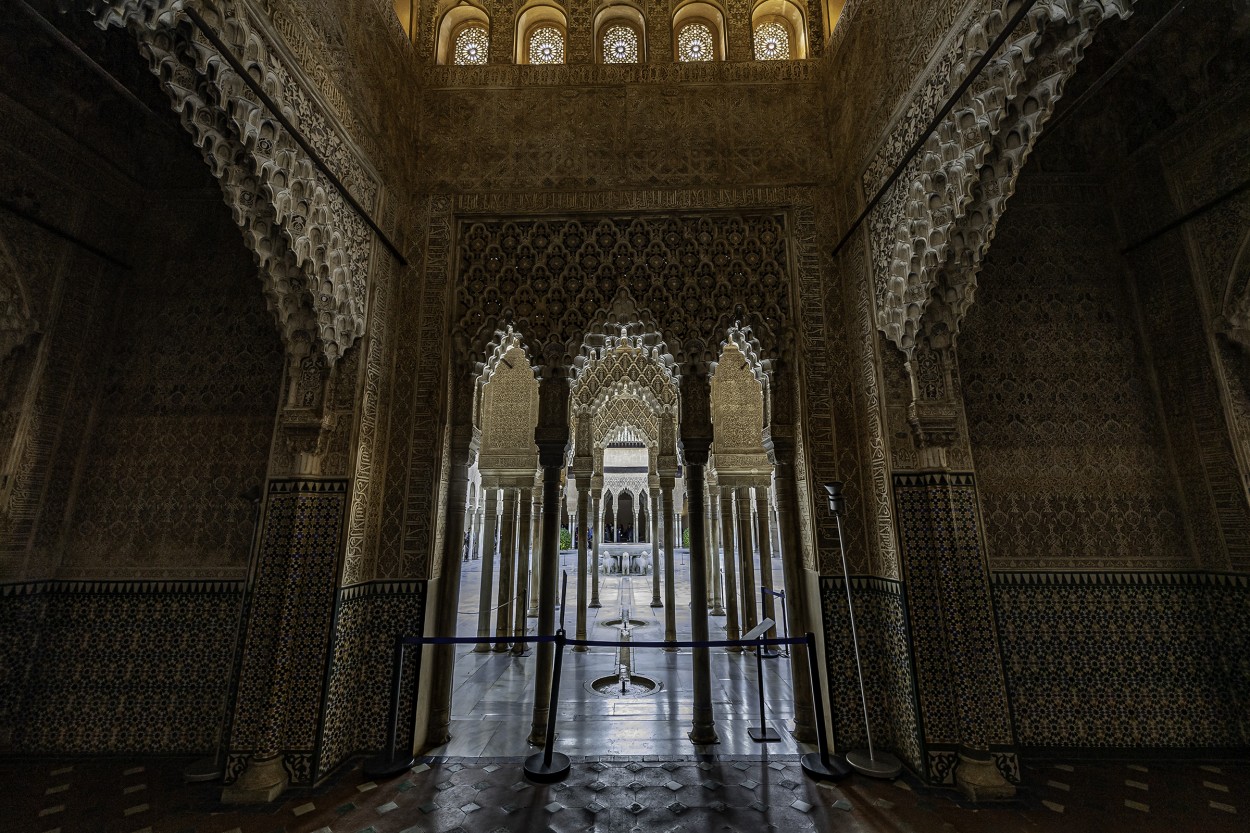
left=447, top=328, right=811, bottom=746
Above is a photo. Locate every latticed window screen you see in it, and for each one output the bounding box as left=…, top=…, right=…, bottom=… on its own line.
left=528, top=25, right=565, bottom=64
left=677, top=22, right=714, bottom=62
left=753, top=21, right=791, bottom=60
left=602, top=24, right=639, bottom=64
left=453, top=26, right=488, bottom=65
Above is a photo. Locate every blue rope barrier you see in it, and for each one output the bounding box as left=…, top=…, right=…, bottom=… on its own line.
left=399, top=633, right=804, bottom=650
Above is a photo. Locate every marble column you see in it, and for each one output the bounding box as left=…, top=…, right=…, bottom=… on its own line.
left=754, top=485, right=777, bottom=638
left=708, top=481, right=725, bottom=615
left=650, top=486, right=662, bottom=607
left=427, top=384, right=475, bottom=747
left=475, top=486, right=498, bottom=653
left=590, top=488, right=602, bottom=608
left=528, top=375, right=569, bottom=746
left=735, top=486, right=759, bottom=638
left=493, top=486, right=518, bottom=652
left=680, top=370, right=717, bottom=745
left=767, top=431, right=815, bottom=742
left=528, top=491, right=542, bottom=616
left=471, top=504, right=484, bottom=560
left=633, top=499, right=640, bottom=543
left=717, top=487, right=741, bottom=652
left=512, top=486, right=533, bottom=656
left=573, top=481, right=590, bottom=652
left=661, top=482, right=677, bottom=646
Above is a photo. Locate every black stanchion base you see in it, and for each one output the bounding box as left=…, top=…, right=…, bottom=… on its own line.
left=748, top=726, right=781, bottom=742
left=801, top=752, right=852, bottom=782
left=363, top=753, right=418, bottom=780
left=523, top=751, right=571, bottom=783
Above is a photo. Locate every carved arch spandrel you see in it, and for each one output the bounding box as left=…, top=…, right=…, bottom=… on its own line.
left=91, top=0, right=381, bottom=365
left=868, top=0, right=1133, bottom=358
left=455, top=214, right=791, bottom=371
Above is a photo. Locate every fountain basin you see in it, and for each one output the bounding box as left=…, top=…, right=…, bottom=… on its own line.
left=586, top=674, right=661, bottom=697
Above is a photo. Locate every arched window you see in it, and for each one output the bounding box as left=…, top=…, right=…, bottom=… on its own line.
left=753, top=20, right=790, bottom=60
left=594, top=5, right=647, bottom=65
left=529, top=26, right=565, bottom=64
left=602, top=24, right=640, bottom=63
left=676, top=22, right=715, bottom=62
left=672, top=1, right=726, bottom=62
left=436, top=2, right=491, bottom=65
left=453, top=24, right=489, bottom=65
left=516, top=2, right=569, bottom=65
left=751, top=0, right=808, bottom=60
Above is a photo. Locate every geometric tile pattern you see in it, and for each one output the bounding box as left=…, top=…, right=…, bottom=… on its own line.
left=892, top=472, right=1016, bottom=783
left=225, top=479, right=347, bottom=786
left=319, top=580, right=427, bottom=780
left=1, top=579, right=242, bottom=753
left=992, top=571, right=1250, bottom=749
left=5, top=754, right=1250, bottom=833
left=819, top=575, right=922, bottom=773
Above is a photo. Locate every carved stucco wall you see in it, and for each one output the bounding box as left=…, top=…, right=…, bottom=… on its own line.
left=710, top=341, right=769, bottom=472
left=959, top=176, right=1189, bottom=571
left=479, top=343, right=539, bottom=470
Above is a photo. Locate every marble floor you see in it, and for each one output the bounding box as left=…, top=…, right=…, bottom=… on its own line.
left=428, top=545, right=805, bottom=758
left=5, top=753, right=1244, bottom=833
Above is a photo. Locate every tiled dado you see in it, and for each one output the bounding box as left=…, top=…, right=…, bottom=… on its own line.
left=318, top=579, right=427, bottom=780
left=819, top=576, right=922, bottom=774
left=992, top=570, right=1250, bottom=751
left=0, top=579, right=243, bottom=753
left=891, top=471, right=1017, bottom=785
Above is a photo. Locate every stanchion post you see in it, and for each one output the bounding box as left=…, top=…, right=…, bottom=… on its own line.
left=525, top=571, right=571, bottom=783
left=745, top=615, right=775, bottom=740
left=363, top=635, right=419, bottom=778
left=800, top=631, right=851, bottom=781
left=524, top=628, right=571, bottom=783
left=760, top=586, right=780, bottom=659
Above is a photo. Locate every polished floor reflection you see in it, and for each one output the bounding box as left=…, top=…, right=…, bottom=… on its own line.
left=428, top=546, right=804, bottom=757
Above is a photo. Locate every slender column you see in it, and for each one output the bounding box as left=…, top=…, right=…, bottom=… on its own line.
left=528, top=374, right=570, bottom=746
left=754, top=485, right=777, bottom=639
left=590, top=490, right=602, bottom=607
left=768, top=434, right=815, bottom=742
left=704, top=492, right=714, bottom=606
left=735, top=486, right=759, bottom=637
left=471, top=505, right=484, bottom=560
left=475, top=486, right=498, bottom=652
left=708, top=482, right=725, bottom=615
left=683, top=451, right=717, bottom=743
left=493, top=487, right=518, bottom=651
left=717, top=487, right=741, bottom=651
left=661, top=483, right=677, bottom=646
left=573, top=482, right=590, bottom=652
left=770, top=489, right=782, bottom=556
left=650, top=487, right=662, bottom=607
left=680, top=369, right=717, bottom=745
left=528, top=492, right=542, bottom=616
left=633, top=501, right=640, bottom=543
left=511, top=486, right=533, bottom=655
left=426, top=380, right=475, bottom=748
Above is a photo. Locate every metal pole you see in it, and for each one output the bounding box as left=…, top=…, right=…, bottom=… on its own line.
left=749, top=634, right=780, bottom=742
left=363, top=636, right=418, bottom=778
left=800, top=632, right=850, bottom=781
left=828, top=482, right=902, bottom=778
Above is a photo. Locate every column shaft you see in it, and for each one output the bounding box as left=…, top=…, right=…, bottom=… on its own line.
left=684, top=463, right=717, bottom=743
left=590, top=491, right=602, bottom=608
left=493, top=487, right=518, bottom=651
left=475, top=487, right=498, bottom=652
left=527, top=464, right=563, bottom=745
left=650, top=489, right=662, bottom=608
left=773, top=458, right=816, bottom=742
left=511, top=487, right=533, bottom=655
left=718, top=489, right=741, bottom=651
left=573, top=484, right=590, bottom=652
left=754, top=487, right=777, bottom=638
left=661, top=486, right=677, bottom=645
left=528, top=495, right=542, bottom=615
left=707, top=483, right=725, bottom=615
left=735, top=487, right=759, bottom=637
